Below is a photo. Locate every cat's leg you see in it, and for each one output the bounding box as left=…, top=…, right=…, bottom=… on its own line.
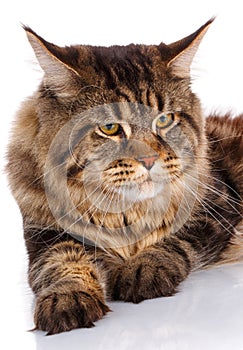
left=106, top=237, right=193, bottom=303
left=105, top=223, right=226, bottom=303
left=27, top=238, right=109, bottom=334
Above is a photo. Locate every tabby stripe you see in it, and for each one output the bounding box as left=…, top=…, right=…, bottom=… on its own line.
left=180, top=112, right=201, bottom=138
left=156, top=94, right=164, bottom=111
left=165, top=239, right=191, bottom=271
left=67, top=160, right=87, bottom=177
left=126, top=58, right=140, bottom=74
left=148, top=89, right=158, bottom=108
left=123, top=213, right=129, bottom=226
left=146, top=89, right=152, bottom=106
left=177, top=234, right=203, bottom=253
left=94, top=54, right=117, bottom=89
left=57, top=124, right=92, bottom=165
left=136, top=54, right=154, bottom=82
left=116, top=89, right=131, bottom=102
left=111, top=103, right=124, bottom=120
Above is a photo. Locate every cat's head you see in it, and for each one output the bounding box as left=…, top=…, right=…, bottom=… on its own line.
left=24, top=20, right=213, bottom=247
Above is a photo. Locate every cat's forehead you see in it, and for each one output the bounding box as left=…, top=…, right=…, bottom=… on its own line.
left=76, top=102, right=161, bottom=126
left=88, top=43, right=163, bottom=63
left=74, top=43, right=166, bottom=86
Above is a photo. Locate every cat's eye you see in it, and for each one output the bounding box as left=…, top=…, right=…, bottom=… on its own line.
left=99, top=123, right=120, bottom=136
left=156, top=113, right=174, bottom=129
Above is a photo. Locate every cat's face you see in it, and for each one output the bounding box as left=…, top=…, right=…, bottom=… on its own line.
left=24, top=20, right=213, bottom=247
left=66, top=102, right=199, bottom=207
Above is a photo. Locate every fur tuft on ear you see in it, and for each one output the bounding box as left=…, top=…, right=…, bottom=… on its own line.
left=166, top=18, right=215, bottom=78
left=23, top=26, right=80, bottom=97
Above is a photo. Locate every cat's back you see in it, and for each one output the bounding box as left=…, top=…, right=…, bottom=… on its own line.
left=206, top=114, right=243, bottom=196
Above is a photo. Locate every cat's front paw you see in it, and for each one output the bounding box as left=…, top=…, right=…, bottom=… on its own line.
left=34, top=283, right=110, bottom=335
left=109, top=251, right=185, bottom=303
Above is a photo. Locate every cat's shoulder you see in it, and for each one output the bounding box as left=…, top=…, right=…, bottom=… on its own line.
left=205, top=114, right=243, bottom=176
left=206, top=113, right=243, bottom=139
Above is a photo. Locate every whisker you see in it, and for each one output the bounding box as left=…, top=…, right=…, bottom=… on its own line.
left=181, top=178, right=239, bottom=235
left=186, top=170, right=242, bottom=207
left=206, top=135, right=242, bottom=144
left=180, top=161, right=242, bottom=207
left=184, top=174, right=242, bottom=221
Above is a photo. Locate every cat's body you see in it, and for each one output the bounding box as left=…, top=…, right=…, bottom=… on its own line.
left=7, top=19, right=243, bottom=334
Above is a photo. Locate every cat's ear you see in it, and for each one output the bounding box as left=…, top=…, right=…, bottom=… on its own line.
left=24, top=26, right=80, bottom=96
left=166, top=18, right=214, bottom=78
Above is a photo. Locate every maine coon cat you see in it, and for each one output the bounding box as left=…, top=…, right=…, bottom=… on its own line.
left=7, top=18, right=243, bottom=335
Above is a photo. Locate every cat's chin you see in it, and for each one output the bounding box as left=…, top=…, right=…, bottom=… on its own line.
left=113, top=180, right=164, bottom=202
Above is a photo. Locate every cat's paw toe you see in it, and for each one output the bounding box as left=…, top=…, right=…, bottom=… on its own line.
left=109, top=253, right=182, bottom=303
left=34, top=289, right=110, bottom=335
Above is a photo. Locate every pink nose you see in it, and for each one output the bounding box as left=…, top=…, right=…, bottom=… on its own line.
left=137, top=154, right=159, bottom=170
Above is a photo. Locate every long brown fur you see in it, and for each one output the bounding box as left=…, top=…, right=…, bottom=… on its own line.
left=7, top=19, right=243, bottom=334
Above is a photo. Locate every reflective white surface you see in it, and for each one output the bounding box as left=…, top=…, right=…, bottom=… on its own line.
left=34, top=264, right=243, bottom=349
left=1, top=1, right=243, bottom=349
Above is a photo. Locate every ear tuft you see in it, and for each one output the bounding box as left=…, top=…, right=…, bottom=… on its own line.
left=23, top=26, right=80, bottom=96
left=167, top=18, right=215, bottom=78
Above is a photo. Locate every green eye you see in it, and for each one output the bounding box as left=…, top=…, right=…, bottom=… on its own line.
left=156, top=113, right=174, bottom=129
left=99, top=123, right=120, bottom=135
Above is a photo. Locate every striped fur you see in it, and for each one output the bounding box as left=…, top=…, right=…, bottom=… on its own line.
left=7, top=19, right=243, bottom=334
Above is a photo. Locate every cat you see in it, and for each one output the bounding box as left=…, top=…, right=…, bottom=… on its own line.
left=7, top=18, right=243, bottom=335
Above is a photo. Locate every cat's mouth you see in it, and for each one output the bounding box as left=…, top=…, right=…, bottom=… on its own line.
left=111, top=179, right=165, bottom=202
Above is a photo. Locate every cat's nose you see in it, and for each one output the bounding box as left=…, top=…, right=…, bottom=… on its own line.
left=137, top=154, right=159, bottom=170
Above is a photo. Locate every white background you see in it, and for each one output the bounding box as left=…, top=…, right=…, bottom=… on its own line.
left=1, top=1, right=243, bottom=349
